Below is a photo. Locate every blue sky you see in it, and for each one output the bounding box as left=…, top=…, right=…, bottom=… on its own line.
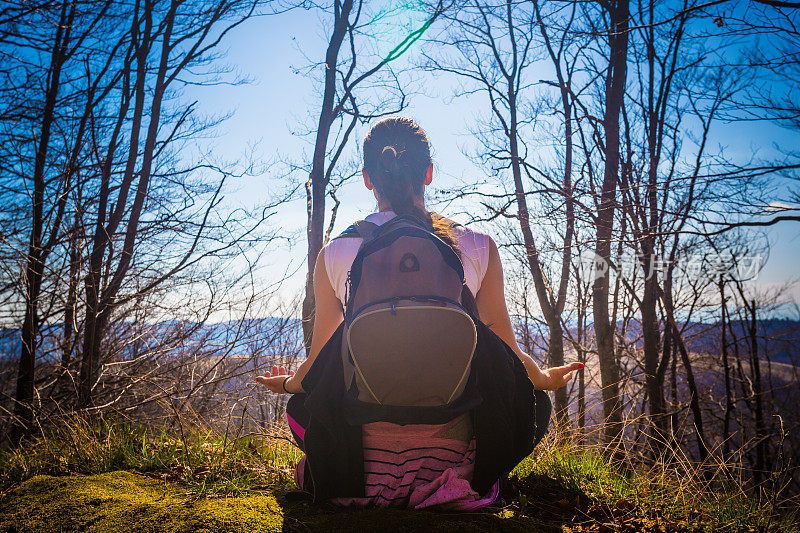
left=185, top=6, right=800, bottom=311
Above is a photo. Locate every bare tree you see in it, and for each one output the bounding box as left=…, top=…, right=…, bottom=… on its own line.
left=589, top=0, right=629, bottom=443
left=77, top=0, right=265, bottom=408
left=299, top=0, right=447, bottom=348
left=2, top=0, right=115, bottom=440
left=422, top=0, right=581, bottom=421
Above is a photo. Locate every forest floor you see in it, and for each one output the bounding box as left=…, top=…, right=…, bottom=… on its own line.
left=0, top=417, right=797, bottom=533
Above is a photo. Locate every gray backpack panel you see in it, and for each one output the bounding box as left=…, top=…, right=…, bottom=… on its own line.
left=347, top=301, right=477, bottom=406
left=340, top=215, right=477, bottom=410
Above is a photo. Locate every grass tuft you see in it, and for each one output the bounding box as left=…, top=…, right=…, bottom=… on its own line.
left=0, top=414, right=301, bottom=497
left=510, top=428, right=799, bottom=532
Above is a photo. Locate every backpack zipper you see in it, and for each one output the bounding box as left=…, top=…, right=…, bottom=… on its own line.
left=344, top=270, right=352, bottom=308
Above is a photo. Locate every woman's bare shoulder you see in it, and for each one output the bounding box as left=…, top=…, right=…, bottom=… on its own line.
left=450, top=220, right=494, bottom=251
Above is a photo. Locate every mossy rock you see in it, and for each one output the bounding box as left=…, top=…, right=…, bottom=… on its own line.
left=0, top=471, right=282, bottom=533
left=0, top=471, right=561, bottom=532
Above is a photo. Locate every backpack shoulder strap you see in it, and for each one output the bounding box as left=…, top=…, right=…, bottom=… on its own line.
left=333, top=219, right=380, bottom=241
left=338, top=214, right=445, bottom=241
left=353, top=219, right=379, bottom=243
left=333, top=224, right=359, bottom=240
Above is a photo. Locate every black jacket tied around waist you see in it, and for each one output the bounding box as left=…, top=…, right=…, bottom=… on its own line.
left=297, top=319, right=540, bottom=503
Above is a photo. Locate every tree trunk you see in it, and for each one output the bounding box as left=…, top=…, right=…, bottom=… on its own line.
left=508, top=97, right=568, bottom=419
left=660, top=255, right=678, bottom=443
left=548, top=319, right=568, bottom=423
left=503, top=8, right=569, bottom=418
left=12, top=0, right=72, bottom=440
left=576, top=276, right=587, bottom=438
left=532, top=0, right=577, bottom=423
left=301, top=0, right=355, bottom=351
left=63, top=215, right=80, bottom=368
left=642, top=267, right=666, bottom=437
left=748, top=298, right=767, bottom=486
left=593, top=0, right=629, bottom=443
left=669, top=331, right=677, bottom=436
left=662, top=297, right=708, bottom=463
left=78, top=308, right=106, bottom=407
left=720, top=278, right=733, bottom=458
left=14, top=258, right=44, bottom=438
left=661, top=268, right=707, bottom=460
left=674, top=323, right=708, bottom=462
left=79, top=0, right=156, bottom=408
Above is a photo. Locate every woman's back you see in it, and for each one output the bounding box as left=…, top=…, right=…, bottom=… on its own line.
left=311, top=211, right=498, bottom=509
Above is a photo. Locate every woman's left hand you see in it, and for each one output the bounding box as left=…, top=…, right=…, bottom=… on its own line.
left=255, top=365, right=296, bottom=394
left=541, top=362, right=585, bottom=390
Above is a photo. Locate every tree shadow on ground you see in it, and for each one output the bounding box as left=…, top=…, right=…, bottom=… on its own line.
left=275, top=472, right=594, bottom=533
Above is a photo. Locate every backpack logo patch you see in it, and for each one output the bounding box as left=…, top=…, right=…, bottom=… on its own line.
left=399, top=252, right=420, bottom=273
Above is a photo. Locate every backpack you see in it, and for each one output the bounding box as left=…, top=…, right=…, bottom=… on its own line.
left=336, top=214, right=478, bottom=415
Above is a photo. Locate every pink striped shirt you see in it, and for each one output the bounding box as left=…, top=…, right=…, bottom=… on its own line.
left=293, top=414, right=499, bottom=509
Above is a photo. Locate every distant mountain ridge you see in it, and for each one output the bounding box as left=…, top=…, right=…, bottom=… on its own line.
left=0, top=317, right=304, bottom=363
left=1, top=317, right=797, bottom=366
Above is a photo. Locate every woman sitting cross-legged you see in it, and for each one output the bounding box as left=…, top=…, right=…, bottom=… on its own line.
left=257, top=116, right=583, bottom=510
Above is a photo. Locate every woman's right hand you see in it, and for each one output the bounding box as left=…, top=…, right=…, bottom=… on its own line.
left=540, top=362, right=585, bottom=390
left=474, top=237, right=586, bottom=391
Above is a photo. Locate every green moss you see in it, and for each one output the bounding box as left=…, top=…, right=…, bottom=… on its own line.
left=0, top=471, right=560, bottom=533
left=0, top=471, right=283, bottom=533
left=4, top=460, right=793, bottom=532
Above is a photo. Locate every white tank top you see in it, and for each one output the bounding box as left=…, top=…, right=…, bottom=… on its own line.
left=323, top=211, right=492, bottom=306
